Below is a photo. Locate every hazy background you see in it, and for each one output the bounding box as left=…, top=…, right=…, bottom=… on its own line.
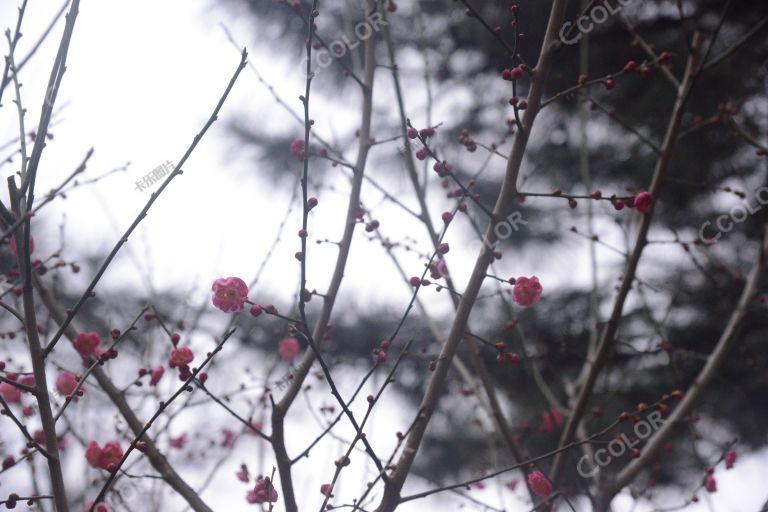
left=1, top=0, right=767, bottom=511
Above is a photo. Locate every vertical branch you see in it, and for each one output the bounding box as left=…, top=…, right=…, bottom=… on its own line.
left=8, top=183, right=70, bottom=512
left=270, top=3, right=378, bottom=511
left=0, top=0, right=28, bottom=109
left=578, top=0, right=599, bottom=358
left=4, top=3, right=77, bottom=495
left=21, top=0, right=80, bottom=195
left=595, top=225, right=768, bottom=510
left=547, top=34, right=705, bottom=488
left=381, top=13, right=536, bottom=504
left=19, top=47, right=248, bottom=512
left=373, top=2, right=571, bottom=510
left=297, top=0, right=320, bottom=334
left=5, top=31, right=27, bottom=181
left=573, top=0, right=600, bottom=487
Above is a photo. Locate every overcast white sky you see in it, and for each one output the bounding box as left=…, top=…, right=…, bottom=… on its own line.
left=1, top=1, right=767, bottom=511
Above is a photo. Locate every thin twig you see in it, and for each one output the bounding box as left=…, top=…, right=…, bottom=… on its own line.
left=373, top=2, right=571, bottom=510
left=41, top=49, right=248, bottom=358
left=548, top=33, right=706, bottom=494
left=89, top=329, right=237, bottom=509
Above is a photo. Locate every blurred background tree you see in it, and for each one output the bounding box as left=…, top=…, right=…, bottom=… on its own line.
left=1, top=0, right=766, bottom=509
left=218, top=0, right=768, bottom=498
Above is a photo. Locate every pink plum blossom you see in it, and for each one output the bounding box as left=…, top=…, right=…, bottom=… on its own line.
left=278, top=337, right=300, bottom=362
left=85, top=441, right=123, bottom=471
left=290, top=138, right=305, bottom=160
left=251, top=477, right=278, bottom=503
left=55, top=371, right=82, bottom=397
left=527, top=470, right=552, bottom=498
left=512, top=276, right=542, bottom=306
left=704, top=474, right=717, bottom=493
left=0, top=382, right=21, bottom=403
left=8, top=235, right=34, bottom=257
left=169, top=347, right=194, bottom=368
left=149, top=365, right=165, bottom=386
left=170, top=433, right=187, bottom=449
left=633, top=191, right=653, bottom=213
left=211, top=277, right=249, bottom=313
left=73, top=332, right=101, bottom=358
left=725, top=449, right=736, bottom=469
